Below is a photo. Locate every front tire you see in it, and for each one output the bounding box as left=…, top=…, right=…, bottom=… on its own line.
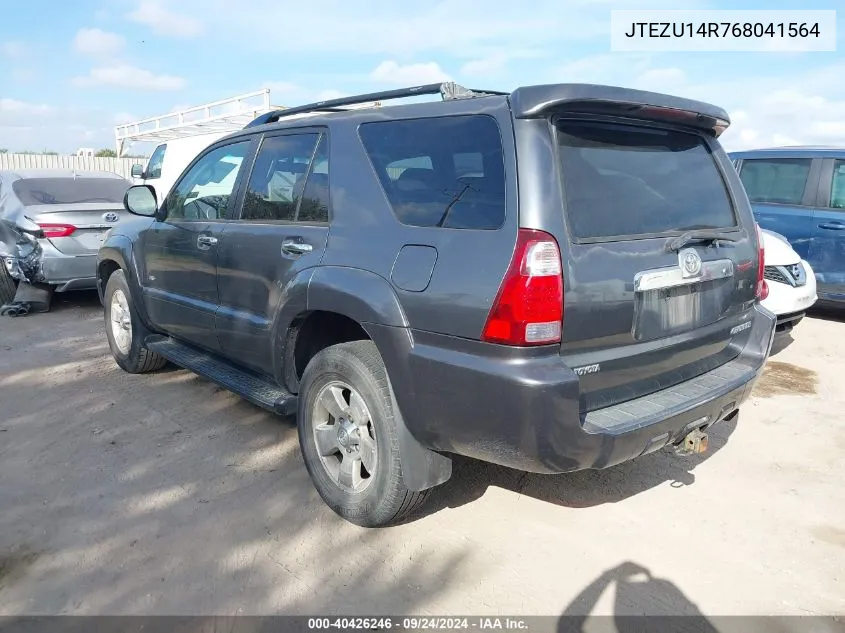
left=297, top=340, right=430, bottom=527
left=103, top=269, right=166, bottom=374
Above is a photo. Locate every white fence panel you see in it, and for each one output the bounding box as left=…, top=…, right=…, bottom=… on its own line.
left=0, top=154, right=143, bottom=179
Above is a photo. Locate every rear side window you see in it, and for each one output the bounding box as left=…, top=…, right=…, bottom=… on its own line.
left=556, top=121, right=736, bottom=240
left=12, top=178, right=129, bottom=205
left=738, top=158, right=811, bottom=205
left=359, top=115, right=506, bottom=230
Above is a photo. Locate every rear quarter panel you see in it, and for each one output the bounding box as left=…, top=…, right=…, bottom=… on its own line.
left=319, top=99, right=519, bottom=340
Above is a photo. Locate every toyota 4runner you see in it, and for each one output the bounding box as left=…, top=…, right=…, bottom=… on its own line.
left=97, top=82, right=777, bottom=527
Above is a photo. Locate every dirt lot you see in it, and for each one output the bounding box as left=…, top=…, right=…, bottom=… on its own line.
left=0, top=291, right=843, bottom=618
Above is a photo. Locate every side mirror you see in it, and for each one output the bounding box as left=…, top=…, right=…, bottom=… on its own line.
left=124, top=185, right=159, bottom=217
left=130, top=164, right=144, bottom=178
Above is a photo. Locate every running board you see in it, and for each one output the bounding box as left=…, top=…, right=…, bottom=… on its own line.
left=145, top=335, right=297, bottom=416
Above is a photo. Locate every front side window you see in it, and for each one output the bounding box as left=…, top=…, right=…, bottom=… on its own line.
left=164, top=141, right=249, bottom=221
left=739, top=158, right=811, bottom=205
left=240, top=133, right=327, bottom=223
left=830, top=160, right=845, bottom=210
left=556, top=120, right=737, bottom=240
left=146, top=144, right=167, bottom=179
left=359, top=115, right=506, bottom=230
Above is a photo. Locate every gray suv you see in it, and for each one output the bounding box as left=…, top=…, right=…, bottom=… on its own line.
left=97, top=82, right=777, bottom=526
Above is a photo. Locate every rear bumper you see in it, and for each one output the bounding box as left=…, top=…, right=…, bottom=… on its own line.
left=398, top=304, right=776, bottom=474
left=37, top=241, right=97, bottom=291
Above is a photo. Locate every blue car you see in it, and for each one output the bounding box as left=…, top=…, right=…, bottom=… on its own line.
left=730, top=147, right=845, bottom=305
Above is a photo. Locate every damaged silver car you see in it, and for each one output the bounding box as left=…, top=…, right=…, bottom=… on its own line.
left=0, top=169, right=131, bottom=314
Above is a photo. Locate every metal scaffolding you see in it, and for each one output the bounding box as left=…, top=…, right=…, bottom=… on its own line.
left=114, top=89, right=282, bottom=156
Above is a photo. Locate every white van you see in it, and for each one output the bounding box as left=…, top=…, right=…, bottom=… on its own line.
left=130, top=132, right=230, bottom=205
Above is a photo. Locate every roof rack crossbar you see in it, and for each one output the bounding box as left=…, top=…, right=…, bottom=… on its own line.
left=245, top=82, right=508, bottom=128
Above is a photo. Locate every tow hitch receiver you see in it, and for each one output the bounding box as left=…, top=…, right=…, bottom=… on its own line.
left=676, top=429, right=709, bottom=456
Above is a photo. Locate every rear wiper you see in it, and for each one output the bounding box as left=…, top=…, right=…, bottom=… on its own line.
left=665, top=230, right=738, bottom=253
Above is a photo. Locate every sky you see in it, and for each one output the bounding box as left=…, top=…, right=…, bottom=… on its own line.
left=1, top=0, right=843, bottom=156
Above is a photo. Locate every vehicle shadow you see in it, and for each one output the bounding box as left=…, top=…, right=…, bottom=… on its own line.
left=557, top=561, right=719, bottom=631
left=410, top=415, right=737, bottom=520
left=50, top=290, right=102, bottom=312
left=808, top=304, right=845, bottom=324
left=770, top=332, right=794, bottom=356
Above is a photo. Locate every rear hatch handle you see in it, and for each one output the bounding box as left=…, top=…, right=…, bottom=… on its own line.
left=665, top=230, right=739, bottom=253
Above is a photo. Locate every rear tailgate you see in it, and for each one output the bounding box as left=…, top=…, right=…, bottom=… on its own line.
left=514, top=87, right=759, bottom=413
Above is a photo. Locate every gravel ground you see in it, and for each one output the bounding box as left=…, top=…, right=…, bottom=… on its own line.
left=0, top=291, right=843, bottom=618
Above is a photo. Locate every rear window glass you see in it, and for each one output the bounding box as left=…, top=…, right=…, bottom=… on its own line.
left=359, top=115, right=506, bottom=230
left=738, top=158, right=811, bottom=205
left=556, top=121, right=736, bottom=240
left=12, top=178, right=129, bottom=206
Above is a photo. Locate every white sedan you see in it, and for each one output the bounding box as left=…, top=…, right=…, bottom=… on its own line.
left=760, top=228, right=818, bottom=335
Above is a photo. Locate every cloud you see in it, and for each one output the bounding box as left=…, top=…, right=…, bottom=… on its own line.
left=165, top=0, right=647, bottom=57
left=0, top=98, right=54, bottom=116
left=114, top=112, right=137, bottom=124
left=1, top=41, right=24, bottom=58
left=127, top=1, right=203, bottom=38
left=719, top=89, right=845, bottom=151
left=261, top=81, right=303, bottom=99
left=459, top=50, right=540, bottom=77
left=0, top=102, right=139, bottom=153
left=73, top=28, right=126, bottom=56
left=260, top=82, right=345, bottom=106
left=557, top=54, right=655, bottom=84
left=72, top=65, right=186, bottom=91
left=634, top=67, right=687, bottom=91
left=370, top=60, right=451, bottom=85
left=0, top=98, right=56, bottom=129
left=461, top=55, right=509, bottom=76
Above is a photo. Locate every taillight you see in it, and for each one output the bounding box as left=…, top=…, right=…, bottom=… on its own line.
left=481, top=228, right=564, bottom=346
left=755, top=223, right=768, bottom=301
left=38, top=223, right=77, bottom=238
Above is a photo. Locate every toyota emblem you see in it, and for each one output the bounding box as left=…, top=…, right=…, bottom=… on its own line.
left=678, top=248, right=702, bottom=278
left=103, top=212, right=120, bottom=223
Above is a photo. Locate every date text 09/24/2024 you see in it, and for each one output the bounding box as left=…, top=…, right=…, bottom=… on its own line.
left=307, top=617, right=529, bottom=630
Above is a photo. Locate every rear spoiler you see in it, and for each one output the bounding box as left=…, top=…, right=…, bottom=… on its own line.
left=509, top=84, right=731, bottom=137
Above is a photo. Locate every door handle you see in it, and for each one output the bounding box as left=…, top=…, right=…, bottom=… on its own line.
left=197, top=235, right=218, bottom=249
left=817, top=222, right=845, bottom=231
left=281, top=238, right=313, bottom=256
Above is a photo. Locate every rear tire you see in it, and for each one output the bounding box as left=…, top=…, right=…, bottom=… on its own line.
left=0, top=264, right=17, bottom=306
left=103, top=269, right=167, bottom=374
left=297, top=340, right=430, bottom=527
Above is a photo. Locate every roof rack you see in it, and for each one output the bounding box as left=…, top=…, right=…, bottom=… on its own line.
left=245, top=82, right=509, bottom=128
left=114, top=89, right=283, bottom=156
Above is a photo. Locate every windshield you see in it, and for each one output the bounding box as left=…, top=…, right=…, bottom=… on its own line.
left=556, top=120, right=737, bottom=240
left=12, top=177, right=129, bottom=206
